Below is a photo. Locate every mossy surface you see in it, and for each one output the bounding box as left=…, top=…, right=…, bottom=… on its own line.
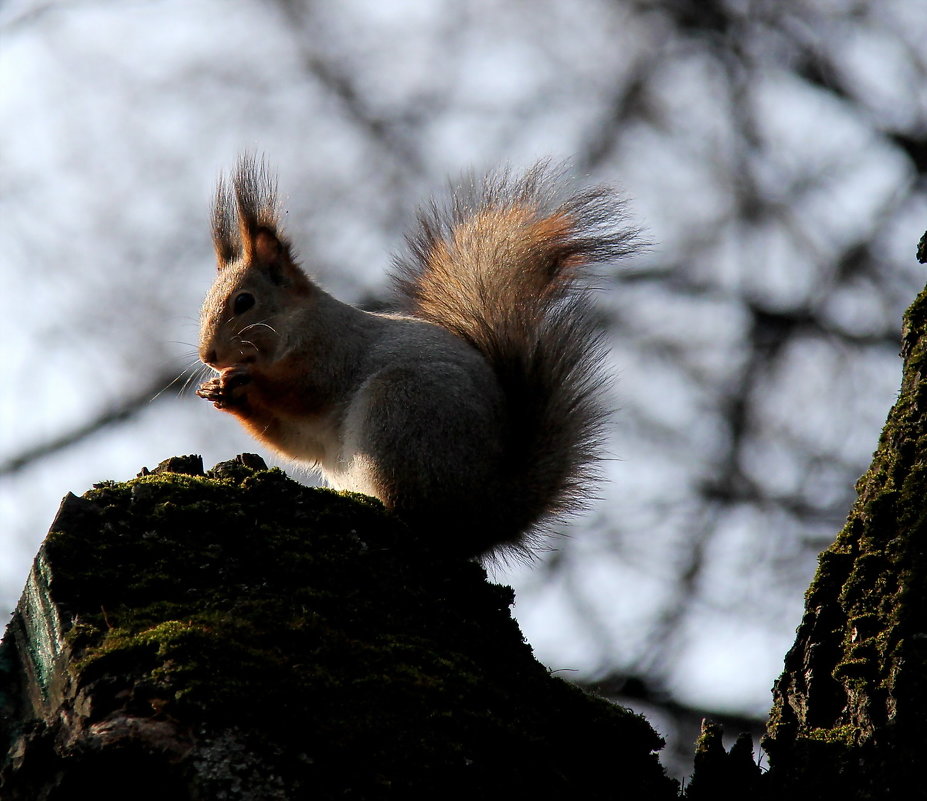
left=764, top=283, right=927, bottom=799
left=1, top=457, right=677, bottom=800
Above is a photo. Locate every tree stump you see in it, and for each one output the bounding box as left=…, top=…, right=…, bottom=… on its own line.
left=0, top=455, right=677, bottom=800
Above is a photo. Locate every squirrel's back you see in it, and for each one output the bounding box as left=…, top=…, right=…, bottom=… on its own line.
left=390, top=164, right=637, bottom=556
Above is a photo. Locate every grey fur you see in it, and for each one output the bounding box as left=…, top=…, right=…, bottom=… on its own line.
left=390, top=163, right=637, bottom=556
left=199, top=159, right=638, bottom=559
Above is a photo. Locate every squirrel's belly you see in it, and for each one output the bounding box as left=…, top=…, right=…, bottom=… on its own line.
left=319, top=454, right=384, bottom=501
left=266, top=415, right=343, bottom=469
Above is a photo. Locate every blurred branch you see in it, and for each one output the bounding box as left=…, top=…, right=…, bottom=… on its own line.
left=1, top=0, right=100, bottom=31
left=578, top=51, right=666, bottom=172
left=273, top=0, right=426, bottom=173
left=0, top=371, right=184, bottom=478
left=890, top=132, right=927, bottom=174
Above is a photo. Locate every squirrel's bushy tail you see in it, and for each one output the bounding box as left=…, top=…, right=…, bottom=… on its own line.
left=391, top=163, right=638, bottom=556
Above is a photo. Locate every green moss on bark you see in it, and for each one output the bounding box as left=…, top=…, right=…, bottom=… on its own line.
left=1, top=456, right=677, bottom=800
left=764, top=284, right=927, bottom=799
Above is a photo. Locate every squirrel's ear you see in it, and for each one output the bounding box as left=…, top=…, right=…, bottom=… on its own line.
left=251, top=227, right=284, bottom=264
left=250, top=226, right=312, bottom=293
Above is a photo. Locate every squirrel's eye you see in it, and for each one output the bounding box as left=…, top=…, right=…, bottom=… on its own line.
left=233, top=292, right=255, bottom=315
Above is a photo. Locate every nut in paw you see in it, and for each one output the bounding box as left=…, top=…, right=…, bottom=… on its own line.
left=196, top=366, right=252, bottom=409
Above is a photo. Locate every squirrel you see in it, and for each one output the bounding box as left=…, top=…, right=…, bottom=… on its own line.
left=196, top=157, right=637, bottom=558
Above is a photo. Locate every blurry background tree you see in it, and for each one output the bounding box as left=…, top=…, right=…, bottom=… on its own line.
left=1, top=0, right=925, bottom=779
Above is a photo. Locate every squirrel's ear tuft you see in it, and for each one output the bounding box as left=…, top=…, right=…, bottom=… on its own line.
left=234, top=154, right=279, bottom=247
left=213, top=156, right=311, bottom=292
left=213, top=154, right=281, bottom=271
left=212, top=175, right=238, bottom=269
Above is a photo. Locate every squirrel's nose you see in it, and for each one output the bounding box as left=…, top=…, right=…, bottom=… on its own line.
left=202, top=348, right=218, bottom=366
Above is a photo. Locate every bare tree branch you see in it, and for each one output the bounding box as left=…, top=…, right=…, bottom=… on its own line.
left=0, top=371, right=186, bottom=478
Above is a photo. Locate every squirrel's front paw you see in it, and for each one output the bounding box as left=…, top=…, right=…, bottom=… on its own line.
left=196, top=366, right=252, bottom=409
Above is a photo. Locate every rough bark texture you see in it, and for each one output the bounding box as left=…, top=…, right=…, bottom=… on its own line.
left=0, top=455, right=677, bottom=800
left=763, top=280, right=927, bottom=799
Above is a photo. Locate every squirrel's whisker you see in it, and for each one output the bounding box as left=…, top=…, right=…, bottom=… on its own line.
left=238, top=322, right=278, bottom=337
left=152, top=359, right=203, bottom=402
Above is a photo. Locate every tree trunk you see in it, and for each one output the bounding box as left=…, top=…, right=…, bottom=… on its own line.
left=762, top=279, right=927, bottom=798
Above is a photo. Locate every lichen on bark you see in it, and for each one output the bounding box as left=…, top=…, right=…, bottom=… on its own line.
left=763, top=282, right=927, bottom=799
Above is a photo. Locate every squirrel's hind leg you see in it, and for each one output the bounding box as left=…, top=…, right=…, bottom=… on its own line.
left=334, top=362, right=506, bottom=530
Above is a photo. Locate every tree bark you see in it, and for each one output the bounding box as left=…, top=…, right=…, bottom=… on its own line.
left=0, top=455, right=677, bottom=800
left=762, top=279, right=927, bottom=799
